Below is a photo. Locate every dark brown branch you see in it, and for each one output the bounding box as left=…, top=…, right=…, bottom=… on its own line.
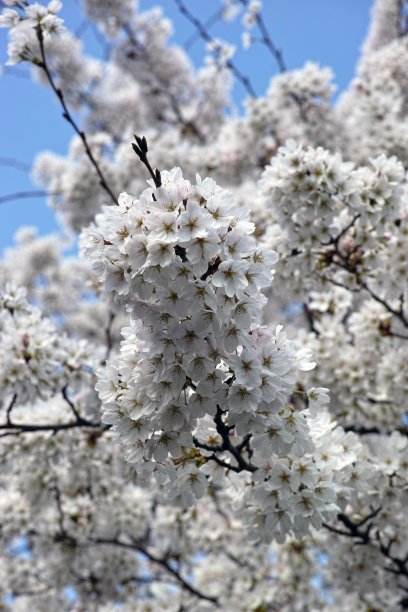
left=344, top=423, right=408, bottom=437
left=238, top=0, right=286, bottom=72
left=322, top=213, right=361, bottom=247
left=174, top=0, right=257, bottom=98
left=62, top=386, right=83, bottom=422
left=303, top=303, right=320, bottom=336
left=183, top=7, right=224, bottom=50
left=323, top=508, right=381, bottom=545
left=200, top=256, right=221, bottom=281
left=343, top=425, right=381, bottom=435
left=236, top=433, right=252, bottom=454
left=193, top=436, right=223, bottom=453
left=359, top=279, right=408, bottom=327
left=325, top=239, right=408, bottom=328
left=0, top=419, right=102, bottom=436
left=214, top=406, right=257, bottom=473
left=132, top=135, right=161, bottom=188
left=6, top=393, right=18, bottom=425
left=51, top=485, right=67, bottom=537
left=388, top=330, right=408, bottom=341
left=89, top=536, right=219, bottom=605
left=104, top=311, right=115, bottom=360
left=11, top=588, right=51, bottom=598
left=36, top=25, right=118, bottom=205
left=205, top=453, right=243, bottom=473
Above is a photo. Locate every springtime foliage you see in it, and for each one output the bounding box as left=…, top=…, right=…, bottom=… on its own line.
left=1, top=0, right=408, bottom=610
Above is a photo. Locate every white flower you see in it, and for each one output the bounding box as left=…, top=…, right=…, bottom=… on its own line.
left=144, top=211, right=178, bottom=242
left=212, top=259, right=249, bottom=297
left=228, top=348, right=262, bottom=388
left=178, top=200, right=212, bottom=241
left=294, top=347, right=316, bottom=371
left=306, top=387, right=330, bottom=416
left=228, top=384, right=261, bottom=414
left=145, top=240, right=175, bottom=267
left=0, top=8, right=20, bottom=28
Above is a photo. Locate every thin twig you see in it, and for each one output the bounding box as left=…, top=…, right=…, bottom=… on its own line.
left=89, top=536, right=220, bottom=605
left=0, top=419, right=102, bottom=436
left=238, top=0, right=286, bottom=72
left=303, top=303, right=320, bottom=336
left=105, top=311, right=115, bottom=360
left=62, top=386, right=83, bottom=422
left=359, top=279, right=408, bottom=327
left=36, top=25, right=117, bottom=205
left=174, top=0, right=257, bottom=98
left=184, top=7, right=224, bottom=50
left=0, top=157, right=31, bottom=173
left=0, top=190, right=61, bottom=205
left=132, top=135, right=161, bottom=188
left=122, top=23, right=205, bottom=142
left=51, top=485, right=67, bottom=536
left=6, top=393, right=18, bottom=425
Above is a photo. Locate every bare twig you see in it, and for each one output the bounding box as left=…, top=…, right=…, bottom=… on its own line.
left=238, top=0, right=286, bottom=72
left=359, top=279, right=408, bottom=327
left=174, top=0, right=257, bottom=98
left=62, top=386, right=83, bottom=422
left=184, top=7, right=224, bottom=50
left=323, top=508, right=381, bottom=544
left=6, top=393, right=18, bottom=425
left=321, top=213, right=361, bottom=247
left=51, top=485, right=67, bottom=536
left=0, top=419, right=103, bottom=436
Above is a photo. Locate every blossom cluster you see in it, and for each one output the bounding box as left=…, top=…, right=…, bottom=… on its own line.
left=0, top=284, right=93, bottom=406
left=257, top=140, right=407, bottom=300
left=4, top=0, right=408, bottom=608
left=80, top=167, right=358, bottom=540
left=0, top=0, right=65, bottom=65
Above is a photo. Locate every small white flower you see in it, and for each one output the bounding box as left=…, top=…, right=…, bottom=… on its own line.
left=212, top=259, right=249, bottom=297
left=307, top=387, right=330, bottom=416
left=178, top=200, right=212, bottom=242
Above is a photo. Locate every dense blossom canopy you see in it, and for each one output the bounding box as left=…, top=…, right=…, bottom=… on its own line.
left=2, top=0, right=408, bottom=610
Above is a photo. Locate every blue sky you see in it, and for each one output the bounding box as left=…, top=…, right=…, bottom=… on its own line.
left=0, top=0, right=373, bottom=254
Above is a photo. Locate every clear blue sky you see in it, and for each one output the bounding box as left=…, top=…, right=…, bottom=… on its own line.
left=0, top=0, right=373, bottom=254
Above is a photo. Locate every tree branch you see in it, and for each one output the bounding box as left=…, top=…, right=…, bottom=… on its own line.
left=0, top=190, right=61, bottom=205
left=214, top=406, right=257, bottom=473
left=0, top=418, right=103, bottom=436
left=238, top=0, right=286, bottom=72
left=132, top=135, right=161, bottom=188
left=36, top=25, right=118, bottom=205
left=174, top=0, right=257, bottom=98
left=89, top=536, right=220, bottom=605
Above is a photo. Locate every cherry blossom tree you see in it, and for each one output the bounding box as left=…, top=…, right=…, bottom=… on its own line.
left=1, top=0, right=408, bottom=610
